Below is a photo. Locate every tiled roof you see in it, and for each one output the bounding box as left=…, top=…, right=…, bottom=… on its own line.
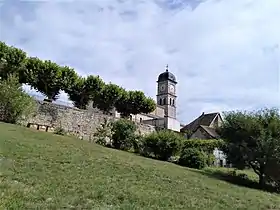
left=180, top=112, right=220, bottom=133
left=199, top=125, right=220, bottom=139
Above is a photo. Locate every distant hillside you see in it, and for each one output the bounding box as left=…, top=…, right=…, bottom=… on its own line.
left=0, top=123, right=280, bottom=209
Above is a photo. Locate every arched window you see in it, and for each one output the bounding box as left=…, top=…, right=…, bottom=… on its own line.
left=140, top=118, right=142, bottom=123
left=159, top=98, right=162, bottom=105
left=163, top=98, right=166, bottom=105
left=170, top=98, right=172, bottom=105
left=173, top=99, right=175, bottom=106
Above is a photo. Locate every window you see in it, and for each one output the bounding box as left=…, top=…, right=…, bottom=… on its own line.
left=140, top=118, right=142, bottom=123
left=173, top=99, right=175, bottom=105
left=170, top=98, right=172, bottom=105
left=163, top=98, right=166, bottom=105
left=159, top=98, right=162, bottom=105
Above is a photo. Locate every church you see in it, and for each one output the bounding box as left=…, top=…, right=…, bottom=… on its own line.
left=114, top=65, right=182, bottom=132
left=114, top=65, right=222, bottom=141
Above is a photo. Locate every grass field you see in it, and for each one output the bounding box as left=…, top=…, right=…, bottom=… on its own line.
left=1, top=122, right=280, bottom=210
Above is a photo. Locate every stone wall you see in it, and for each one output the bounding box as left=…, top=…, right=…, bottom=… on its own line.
left=20, top=101, right=156, bottom=140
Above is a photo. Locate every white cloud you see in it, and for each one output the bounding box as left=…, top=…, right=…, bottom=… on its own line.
left=0, top=0, right=279, bottom=124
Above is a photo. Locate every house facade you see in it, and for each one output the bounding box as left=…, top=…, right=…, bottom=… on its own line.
left=181, top=112, right=227, bottom=167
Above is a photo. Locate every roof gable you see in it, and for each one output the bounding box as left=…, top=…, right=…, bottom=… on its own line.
left=199, top=125, right=220, bottom=139
left=181, top=112, right=221, bottom=133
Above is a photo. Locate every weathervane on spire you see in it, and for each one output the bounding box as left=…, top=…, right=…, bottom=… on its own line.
left=165, top=64, right=169, bottom=72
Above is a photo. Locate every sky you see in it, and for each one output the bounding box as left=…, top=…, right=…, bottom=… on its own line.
left=0, top=0, right=280, bottom=124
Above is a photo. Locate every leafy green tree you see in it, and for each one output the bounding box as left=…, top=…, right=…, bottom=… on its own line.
left=115, top=90, right=156, bottom=117
left=93, top=118, right=113, bottom=146
left=60, top=66, right=79, bottom=92
left=141, top=130, right=183, bottom=161
left=25, top=57, right=63, bottom=101
left=178, top=148, right=208, bottom=169
left=0, top=74, right=36, bottom=124
left=114, top=90, right=131, bottom=117
left=111, top=118, right=137, bottom=150
left=0, top=42, right=27, bottom=82
left=141, top=97, right=156, bottom=114
left=128, top=91, right=147, bottom=115
left=65, top=75, right=105, bottom=109
left=218, top=108, right=280, bottom=187
left=95, top=83, right=123, bottom=113
left=85, top=75, right=105, bottom=104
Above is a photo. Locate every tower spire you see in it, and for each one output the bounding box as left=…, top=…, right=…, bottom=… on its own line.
left=165, top=64, right=169, bottom=72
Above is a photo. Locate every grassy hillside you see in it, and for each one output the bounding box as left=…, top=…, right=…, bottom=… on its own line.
left=0, top=123, right=279, bottom=210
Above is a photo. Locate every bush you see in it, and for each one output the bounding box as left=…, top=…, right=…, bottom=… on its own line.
left=131, top=134, right=143, bottom=154
left=182, top=139, right=225, bottom=153
left=93, top=119, right=113, bottom=146
left=207, top=153, right=216, bottom=166
left=141, top=130, right=183, bottom=161
left=54, top=127, right=67, bottom=136
left=178, top=148, right=207, bottom=169
left=0, top=75, right=35, bottom=124
left=111, top=118, right=137, bottom=151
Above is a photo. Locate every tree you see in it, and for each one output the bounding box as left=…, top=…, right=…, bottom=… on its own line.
left=85, top=75, right=105, bottom=104
left=141, top=97, right=156, bottom=114
left=218, top=108, right=280, bottom=187
left=178, top=148, right=208, bottom=169
left=114, top=90, right=131, bottom=117
left=115, top=90, right=156, bottom=117
left=141, top=130, right=183, bottom=161
left=95, top=83, right=123, bottom=113
left=65, top=75, right=105, bottom=109
left=111, top=118, right=137, bottom=150
left=0, top=42, right=27, bottom=82
left=66, top=76, right=87, bottom=109
left=60, top=66, right=79, bottom=92
left=0, top=74, right=35, bottom=124
left=25, top=57, right=63, bottom=101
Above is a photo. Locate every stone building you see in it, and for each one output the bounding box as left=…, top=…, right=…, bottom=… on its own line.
left=180, top=112, right=223, bottom=139
left=113, top=65, right=181, bottom=132
left=181, top=112, right=227, bottom=167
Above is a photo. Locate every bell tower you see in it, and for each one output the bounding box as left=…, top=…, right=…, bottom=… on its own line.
left=157, top=64, right=177, bottom=119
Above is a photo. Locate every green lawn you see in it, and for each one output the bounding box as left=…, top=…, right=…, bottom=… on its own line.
left=0, top=122, right=279, bottom=210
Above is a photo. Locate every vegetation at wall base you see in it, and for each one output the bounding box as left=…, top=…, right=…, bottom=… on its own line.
left=1, top=123, right=280, bottom=209
left=111, top=118, right=137, bottom=150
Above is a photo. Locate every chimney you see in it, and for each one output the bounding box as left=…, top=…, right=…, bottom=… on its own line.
left=202, top=112, right=205, bottom=116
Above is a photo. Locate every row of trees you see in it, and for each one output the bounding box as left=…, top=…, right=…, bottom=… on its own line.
left=0, top=41, right=156, bottom=116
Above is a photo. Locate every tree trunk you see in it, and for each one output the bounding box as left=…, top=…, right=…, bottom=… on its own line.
left=259, top=173, right=265, bottom=187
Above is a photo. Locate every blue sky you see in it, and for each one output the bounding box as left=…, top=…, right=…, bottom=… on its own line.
left=0, top=0, right=279, bottom=124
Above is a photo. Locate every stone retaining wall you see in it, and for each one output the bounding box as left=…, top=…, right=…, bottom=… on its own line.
left=20, top=101, right=156, bottom=140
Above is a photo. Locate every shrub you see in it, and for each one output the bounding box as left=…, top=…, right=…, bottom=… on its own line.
left=178, top=148, right=207, bottom=169
left=141, top=130, right=183, bottom=161
left=207, top=153, right=216, bottom=166
left=53, top=127, right=67, bottom=136
left=131, top=134, right=143, bottom=154
left=93, top=119, right=113, bottom=147
left=0, top=75, right=35, bottom=124
left=111, top=118, right=137, bottom=151
left=182, top=139, right=225, bottom=153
